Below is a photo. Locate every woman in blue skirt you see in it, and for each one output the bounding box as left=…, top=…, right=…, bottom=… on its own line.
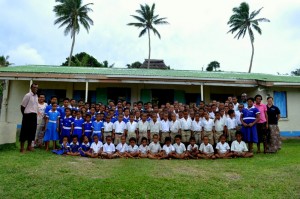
left=44, top=103, right=60, bottom=151
left=240, top=97, right=260, bottom=152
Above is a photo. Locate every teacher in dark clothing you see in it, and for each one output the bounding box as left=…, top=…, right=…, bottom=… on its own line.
left=20, top=83, right=38, bottom=153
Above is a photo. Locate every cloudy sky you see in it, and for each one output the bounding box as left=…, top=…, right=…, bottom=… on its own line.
left=1, top=0, right=300, bottom=74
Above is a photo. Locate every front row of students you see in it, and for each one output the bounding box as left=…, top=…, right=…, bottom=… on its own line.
left=52, top=132, right=253, bottom=159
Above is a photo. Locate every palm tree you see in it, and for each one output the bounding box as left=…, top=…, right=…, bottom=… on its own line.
left=127, top=3, right=169, bottom=69
left=0, top=55, right=12, bottom=67
left=54, top=0, right=94, bottom=66
left=227, top=2, right=270, bottom=73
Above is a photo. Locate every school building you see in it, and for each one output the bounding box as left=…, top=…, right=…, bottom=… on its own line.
left=0, top=65, right=299, bottom=146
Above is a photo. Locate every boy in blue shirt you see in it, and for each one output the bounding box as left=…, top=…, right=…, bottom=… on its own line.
left=92, top=113, right=104, bottom=142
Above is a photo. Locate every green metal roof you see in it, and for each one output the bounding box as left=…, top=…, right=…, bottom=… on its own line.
left=0, top=65, right=299, bottom=83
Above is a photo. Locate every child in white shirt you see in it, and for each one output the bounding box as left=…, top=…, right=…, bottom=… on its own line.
left=231, top=132, right=253, bottom=158
left=173, top=135, right=188, bottom=159
left=113, top=114, right=126, bottom=145
left=103, top=115, right=113, bottom=139
left=161, top=137, right=175, bottom=159
left=215, top=135, right=232, bottom=159
left=214, top=112, right=225, bottom=144
left=201, top=112, right=215, bottom=146
left=86, top=134, right=103, bottom=158
left=191, top=112, right=202, bottom=145
left=148, top=134, right=162, bottom=159
left=169, top=113, right=181, bottom=143
left=198, top=136, right=215, bottom=159
left=101, top=136, right=117, bottom=159
left=187, top=137, right=199, bottom=159
left=125, top=114, right=137, bottom=144
left=126, top=137, right=139, bottom=158
left=138, top=137, right=149, bottom=158
left=225, top=110, right=238, bottom=143
left=116, top=136, right=128, bottom=158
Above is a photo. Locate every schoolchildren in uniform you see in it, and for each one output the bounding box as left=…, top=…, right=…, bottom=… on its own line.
left=86, top=134, right=103, bottom=158
left=180, top=110, right=192, bottom=146
left=225, top=109, right=238, bottom=145
left=191, top=112, right=202, bottom=145
left=201, top=112, right=215, bottom=146
left=44, top=103, right=60, bottom=151
left=214, top=112, right=225, bottom=145
left=83, top=114, right=93, bottom=142
left=148, top=134, right=162, bottom=159
left=126, top=137, right=139, bottom=158
left=73, top=111, right=84, bottom=142
left=116, top=136, right=128, bottom=158
left=60, top=108, right=74, bottom=143
left=123, top=108, right=130, bottom=123
left=45, top=96, right=59, bottom=114
left=125, top=114, right=138, bottom=144
left=137, top=113, right=150, bottom=145
left=147, top=113, right=159, bottom=141
left=173, top=135, right=188, bottom=159
left=231, top=132, right=253, bottom=158
left=198, top=136, right=215, bottom=159
left=101, top=136, right=117, bottom=159
left=160, top=137, right=175, bottom=159
left=169, top=113, right=181, bottom=143
left=52, top=136, right=69, bottom=155
left=79, top=135, right=90, bottom=157
left=215, top=135, right=232, bottom=159
left=92, top=113, right=104, bottom=142
left=187, top=137, right=199, bottom=159
left=160, top=113, right=170, bottom=145
left=67, top=135, right=80, bottom=156
left=134, top=110, right=141, bottom=123
left=113, top=114, right=126, bottom=145
left=138, top=137, right=149, bottom=158
left=109, top=109, right=117, bottom=123
left=103, top=115, right=113, bottom=140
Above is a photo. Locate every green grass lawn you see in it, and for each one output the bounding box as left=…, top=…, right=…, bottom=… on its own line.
left=0, top=140, right=299, bottom=199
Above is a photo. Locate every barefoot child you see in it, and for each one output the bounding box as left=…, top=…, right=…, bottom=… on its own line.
left=101, top=136, right=117, bottom=159
left=214, top=112, right=225, bottom=146
left=44, top=103, right=60, bottom=151
left=125, top=114, right=138, bottom=144
left=126, top=137, right=139, bottom=158
left=215, top=135, right=232, bottom=159
left=231, top=132, right=253, bottom=158
left=191, top=112, right=202, bottom=145
left=103, top=115, right=113, bottom=140
left=79, top=135, right=90, bottom=157
left=52, top=136, right=69, bottom=155
left=116, top=136, right=128, bottom=158
left=137, top=113, right=150, bottom=144
left=201, top=112, right=215, bottom=146
left=67, top=135, right=80, bottom=156
left=148, top=134, right=162, bottom=159
left=187, top=137, right=199, bottom=159
left=225, top=109, right=238, bottom=145
left=86, top=134, right=103, bottom=158
left=60, top=108, right=74, bottom=143
left=198, top=136, right=215, bottom=159
left=161, top=137, right=175, bottom=159
left=83, top=114, right=93, bottom=142
left=113, top=114, right=126, bottom=145
left=173, top=135, right=188, bottom=159
left=138, top=137, right=149, bottom=158
left=73, top=111, right=84, bottom=143
left=92, top=113, right=104, bottom=142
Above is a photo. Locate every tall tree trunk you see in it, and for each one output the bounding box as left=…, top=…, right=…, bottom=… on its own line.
left=248, top=33, right=254, bottom=73
left=68, top=30, right=76, bottom=66
left=147, top=28, right=151, bottom=69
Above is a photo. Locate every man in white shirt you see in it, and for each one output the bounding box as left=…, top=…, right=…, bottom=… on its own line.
left=20, top=83, right=39, bottom=153
left=180, top=110, right=192, bottom=145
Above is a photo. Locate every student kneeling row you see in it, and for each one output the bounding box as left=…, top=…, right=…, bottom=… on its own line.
left=52, top=132, right=253, bottom=159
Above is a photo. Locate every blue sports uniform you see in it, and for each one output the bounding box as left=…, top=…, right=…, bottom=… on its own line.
left=92, top=120, right=104, bottom=141
left=73, top=117, right=84, bottom=142
left=60, top=116, right=74, bottom=143
left=79, top=142, right=90, bottom=157
left=83, top=121, right=93, bottom=142
left=69, top=142, right=80, bottom=153
left=44, top=110, right=60, bottom=142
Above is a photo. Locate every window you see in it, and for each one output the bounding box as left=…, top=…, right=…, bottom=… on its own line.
left=273, top=91, right=287, bottom=118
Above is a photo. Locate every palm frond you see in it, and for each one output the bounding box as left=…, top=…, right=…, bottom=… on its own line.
left=127, top=22, right=145, bottom=28
left=130, top=15, right=146, bottom=23
left=151, top=27, right=161, bottom=39
left=252, top=23, right=262, bottom=34
left=138, top=28, right=147, bottom=37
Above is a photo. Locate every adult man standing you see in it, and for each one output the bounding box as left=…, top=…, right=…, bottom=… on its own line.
left=20, top=83, right=38, bottom=153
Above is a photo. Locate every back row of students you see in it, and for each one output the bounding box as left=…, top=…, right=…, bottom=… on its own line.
left=43, top=100, right=240, bottom=151
left=53, top=131, right=253, bottom=159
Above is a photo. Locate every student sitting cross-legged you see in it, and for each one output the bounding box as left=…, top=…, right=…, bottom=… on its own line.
left=101, top=136, right=118, bottom=159
left=52, top=136, right=69, bottom=155
left=148, top=134, right=162, bottom=159
left=138, top=137, right=149, bottom=158
left=125, top=137, right=139, bottom=158
left=160, top=137, right=175, bottom=159
left=173, top=135, right=188, bottom=159
left=215, top=135, right=232, bottom=159
left=187, top=137, right=199, bottom=159
left=67, top=135, right=80, bottom=156
left=198, top=136, right=216, bottom=159
left=115, top=136, right=128, bottom=158
left=231, top=132, right=253, bottom=158
left=78, top=135, right=90, bottom=157
left=86, top=134, right=103, bottom=158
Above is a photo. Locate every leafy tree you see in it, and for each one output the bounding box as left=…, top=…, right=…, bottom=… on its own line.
left=127, top=3, right=168, bottom=69
left=0, top=55, right=12, bottom=67
left=291, top=68, right=300, bottom=76
left=227, top=2, right=270, bottom=73
left=206, top=61, right=220, bottom=72
left=54, top=0, right=94, bottom=66
left=61, top=52, right=114, bottom=67
left=126, top=61, right=142, bottom=68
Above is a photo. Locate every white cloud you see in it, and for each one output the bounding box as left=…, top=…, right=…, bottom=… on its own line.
left=7, top=44, right=46, bottom=65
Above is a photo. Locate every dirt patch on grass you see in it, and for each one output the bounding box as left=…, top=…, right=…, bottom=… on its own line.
left=224, top=172, right=241, bottom=181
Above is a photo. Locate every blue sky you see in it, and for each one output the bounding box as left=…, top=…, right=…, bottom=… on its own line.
left=1, top=0, right=300, bottom=74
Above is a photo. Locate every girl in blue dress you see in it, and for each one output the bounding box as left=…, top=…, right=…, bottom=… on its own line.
left=60, top=108, right=74, bottom=143
left=73, top=111, right=84, bottom=142
left=79, top=135, right=91, bottom=157
left=44, top=103, right=60, bottom=151
left=83, top=114, right=93, bottom=142
left=52, top=136, right=70, bottom=155
left=241, top=97, right=260, bottom=152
